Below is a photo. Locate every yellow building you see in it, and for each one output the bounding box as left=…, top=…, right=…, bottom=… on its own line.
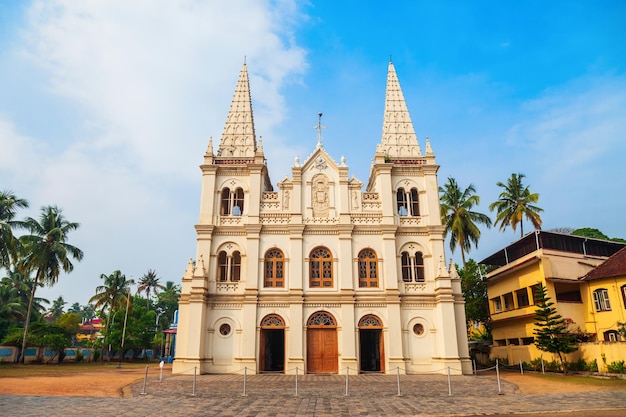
left=580, top=247, right=626, bottom=342
left=480, top=231, right=624, bottom=350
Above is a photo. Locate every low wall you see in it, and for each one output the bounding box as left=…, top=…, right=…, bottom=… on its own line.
left=0, top=347, right=96, bottom=363
left=491, top=342, right=626, bottom=372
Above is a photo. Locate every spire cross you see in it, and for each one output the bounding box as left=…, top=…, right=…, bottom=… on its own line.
left=314, top=112, right=326, bottom=147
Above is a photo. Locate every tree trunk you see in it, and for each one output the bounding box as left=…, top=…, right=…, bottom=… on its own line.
left=461, top=249, right=467, bottom=269
left=19, top=272, right=41, bottom=364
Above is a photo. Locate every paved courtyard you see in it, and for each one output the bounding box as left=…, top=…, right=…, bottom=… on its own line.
left=1, top=372, right=626, bottom=416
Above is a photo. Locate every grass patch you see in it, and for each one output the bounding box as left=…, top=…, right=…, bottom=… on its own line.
left=0, top=361, right=151, bottom=378
left=504, top=370, right=626, bottom=389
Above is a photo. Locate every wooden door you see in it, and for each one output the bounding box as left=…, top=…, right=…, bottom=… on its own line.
left=307, top=328, right=338, bottom=373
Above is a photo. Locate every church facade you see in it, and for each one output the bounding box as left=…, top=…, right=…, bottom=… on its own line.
left=173, top=62, right=471, bottom=375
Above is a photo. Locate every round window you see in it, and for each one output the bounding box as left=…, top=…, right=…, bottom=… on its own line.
left=413, top=323, right=424, bottom=336
left=219, top=323, right=231, bottom=336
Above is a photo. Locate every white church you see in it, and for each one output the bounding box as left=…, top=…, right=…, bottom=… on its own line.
left=173, top=61, right=471, bottom=375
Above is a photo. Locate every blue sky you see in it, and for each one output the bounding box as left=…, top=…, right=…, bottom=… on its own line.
left=1, top=1, right=625, bottom=307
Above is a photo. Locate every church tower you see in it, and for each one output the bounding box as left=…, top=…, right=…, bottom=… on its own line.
left=173, top=61, right=471, bottom=375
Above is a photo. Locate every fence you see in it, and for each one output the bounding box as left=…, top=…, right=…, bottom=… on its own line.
left=132, top=363, right=514, bottom=399
left=490, top=341, right=626, bottom=373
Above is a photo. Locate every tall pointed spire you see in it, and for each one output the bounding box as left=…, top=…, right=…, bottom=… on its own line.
left=217, top=62, right=257, bottom=159
left=380, top=61, right=421, bottom=158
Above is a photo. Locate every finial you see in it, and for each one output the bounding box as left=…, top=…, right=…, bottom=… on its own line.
left=425, top=137, right=433, bottom=156
left=244, top=55, right=247, bottom=65
left=389, top=54, right=392, bottom=63
left=341, top=156, right=346, bottom=166
left=313, top=112, right=326, bottom=148
left=294, top=156, right=300, bottom=167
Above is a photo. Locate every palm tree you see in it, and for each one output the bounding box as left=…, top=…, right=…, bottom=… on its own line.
left=89, top=270, right=133, bottom=358
left=489, top=173, right=543, bottom=237
left=138, top=269, right=164, bottom=310
left=439, top=177, right=492, bottom=268
left=48, top=296, right=66, bottom=320
left=1, top=264, right=49, bottom=320
left=0, top=190, right=29, bottom=272
left=18, top=206, right=83, bottom=363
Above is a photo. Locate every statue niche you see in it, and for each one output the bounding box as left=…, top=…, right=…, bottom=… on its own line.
left=311, top=174, right=330, bottom=217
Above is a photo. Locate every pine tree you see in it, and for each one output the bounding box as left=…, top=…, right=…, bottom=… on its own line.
left=533, top=283, right=578, bottom=372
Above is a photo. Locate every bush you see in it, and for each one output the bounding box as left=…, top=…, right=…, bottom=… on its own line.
left=607, top=360, right=626, bottom=374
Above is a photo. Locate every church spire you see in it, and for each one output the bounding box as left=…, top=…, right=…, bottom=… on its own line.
left=380, top=61, right=421, bottom=158
left=217, top=62, right=257, bottom=159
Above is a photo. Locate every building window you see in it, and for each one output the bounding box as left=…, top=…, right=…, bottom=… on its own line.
left=358, top=249, right=379, bottom=288
left=221, top=187, right=245, bottom=216
left=492, top=297, right=502, bottom=313
left=413, top=323, right=424, bottom=336
left=218, top=251, right=228, bottom=282
left=310, top=247, right=333, bottom=288
left=400, top=251, right=425, bottom=282
left=218, top=250, right=241, bottom=282
left=219, top=323, right=231, bottom=336
left=604, top=330, right=619, bottom=342
left=396, top=187, right=419, bottom=216
left=264, top=249, right=285, bottom=288
left=531, top=284, right=542, bottom=304
left=621, top=285, right=626, bottom=308
left=231, top=251, right=241, bottom=281
left=593, top=288, right=611, bottom=312
left=516, top=288, right=530, bottom=307
left=521, top=337, right=534, bottom=345
left=503, top=292, right=514, bottom=311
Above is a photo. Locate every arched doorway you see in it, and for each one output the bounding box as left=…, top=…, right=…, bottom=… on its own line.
left=306, top=311, right=338, bottom=374
left=259, top=314, right=285, bottom=373
left=358, top=314, right=384, bottom=373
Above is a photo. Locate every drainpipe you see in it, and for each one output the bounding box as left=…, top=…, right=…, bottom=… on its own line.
left=535, top=230, right=540, bottom=251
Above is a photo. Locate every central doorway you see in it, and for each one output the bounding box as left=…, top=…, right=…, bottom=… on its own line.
left=306, top=311, right=338, bottom=374
left=259, top=314, right=285, bottom=373
left=358, top=314, right=384, bottom=373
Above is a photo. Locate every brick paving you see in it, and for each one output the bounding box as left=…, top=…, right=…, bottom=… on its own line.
left=1, top=372, right=626, bottom=416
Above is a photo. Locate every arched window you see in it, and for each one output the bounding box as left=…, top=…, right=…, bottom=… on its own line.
left=233, top=188, right=244, bottom=215
left=401, top=252, right=411, bottom=282
left=217, top=250, right=241, bottom=282
left=231, top=251, right=241, bottom=281
left=310, top=247, right=333, bottom=288
left=221, top=187, right=245, bottom=216
left=401, top=250, right=425, bottom=283
left=221, top=189, right=231, bottom=216
left=264, top=249, right=285, bottom=287
left=396, top=187, right=419, bottom=216
left=396, top=188, right=408, bottom=216
left=410, top=188, right=419, bottom=216
left=414, top=252, right=425, bottom=282
left=593, top=288, right=611, bottom=312
left=218, top=251, right=228, bottom=282
left=358, top=249, right=379, bottom=288
left=621, top=285, right=626, bottom=308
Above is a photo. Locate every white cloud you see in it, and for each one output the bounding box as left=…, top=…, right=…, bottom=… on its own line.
left=1, top=0, right=308, bottom=305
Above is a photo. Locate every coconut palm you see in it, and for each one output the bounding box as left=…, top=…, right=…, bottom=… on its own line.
left=0, top=190, right=29, bottom=272
left=489, top=173, right=543, bottom=237
left=48, top=296, right=66, bottom=320
left=1, top=264, right=49, bottom=319
left=439, top=177, right=492, bottom=268
left=89, top=270, right=133, bottom=354
left=18, top=206, right=83, bottom=363
left=138, top=269, right=164, bottom=310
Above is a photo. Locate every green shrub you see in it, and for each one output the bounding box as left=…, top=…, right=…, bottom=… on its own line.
left=607, top=360, right=626, bottom=374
